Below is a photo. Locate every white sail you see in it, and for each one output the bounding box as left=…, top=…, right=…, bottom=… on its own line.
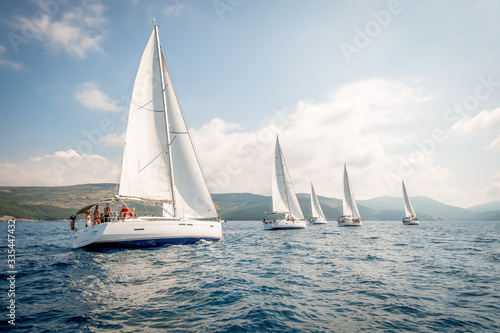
left=342, top=164, right=361, bottom=220
left=271, top=138, right=304, bottom=220
left=161, top=53, right=217, bottom=219
left=119, top=29, right=173, bottom=202
left=310, top=183, right=326, bottom=220
left=402, top=180, right=417, bottom=218
left=120, top=26, right=217, bottom=219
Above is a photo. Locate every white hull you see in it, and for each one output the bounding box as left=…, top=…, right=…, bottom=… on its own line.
left=309, top=217, right=327, bottom=224
left=72, top=218, right=222, bottom=248
left=337, top=216, right=362, bottom=227
left=403, top=217, right=420, bottom=225
left=263, top=219, right=307, bottom=230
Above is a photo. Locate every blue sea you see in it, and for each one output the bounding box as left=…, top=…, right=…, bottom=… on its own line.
left=2, top=220, right=500, bottom=332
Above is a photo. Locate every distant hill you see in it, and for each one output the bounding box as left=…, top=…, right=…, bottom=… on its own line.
left=467, top=201, right=500, bottom=213
left=0, top=184, right=498, bottom=221
left=357, top=196, right=472, bottom=220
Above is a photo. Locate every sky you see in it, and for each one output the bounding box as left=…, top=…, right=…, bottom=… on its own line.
left=0, top=0, right=499, bottom=208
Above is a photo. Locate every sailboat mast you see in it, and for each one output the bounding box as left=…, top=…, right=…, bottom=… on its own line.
left=154, top=24, right=177, bottom=217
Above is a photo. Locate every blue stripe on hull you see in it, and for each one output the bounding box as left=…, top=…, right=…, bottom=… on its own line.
left=84, top=237, right=221, bottom=249
left=266, top=227, right=305, bottom=230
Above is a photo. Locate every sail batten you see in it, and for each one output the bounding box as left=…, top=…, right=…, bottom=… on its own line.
left=271, top=138, right=304, bottom=219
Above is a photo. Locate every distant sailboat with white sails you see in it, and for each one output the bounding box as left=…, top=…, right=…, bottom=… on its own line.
left=309, top=183, right=327, bottom=224
left=263, top=137, right=307, bottom=230
left=71, top=24, right=222, bottom=248
left=402, top=180, right=419, bottom=225
left=338, top=164, right=362, bottom=227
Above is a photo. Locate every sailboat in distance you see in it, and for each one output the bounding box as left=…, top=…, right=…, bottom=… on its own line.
left=70, top=24, right=222, bottom=248
left=402, top=180, right=419, bottom=225
left=262, top=137, right=307, bottom=230
left=309, top=183, right=327, bottom=224
left=337, top=164, right=362, bottom=227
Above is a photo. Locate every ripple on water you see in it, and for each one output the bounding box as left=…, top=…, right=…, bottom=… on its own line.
left=8, top=220, right=500, bottom=332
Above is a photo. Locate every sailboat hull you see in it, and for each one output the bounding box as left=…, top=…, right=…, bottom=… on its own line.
left=263, top=219, right=307, bottom=230
left=72, top=219, right=222, bottom=248
left=402, top=217, right=420, bottom=225
left=309, top=217, right=327, bottom=224
left=337, top=216, right=362, bottom=227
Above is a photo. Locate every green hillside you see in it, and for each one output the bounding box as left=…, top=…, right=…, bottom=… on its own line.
left=0, top=184, right=498, bottom=221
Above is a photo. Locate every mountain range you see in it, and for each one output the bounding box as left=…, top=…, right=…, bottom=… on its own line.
left=1, top=184, right=498, bottom=221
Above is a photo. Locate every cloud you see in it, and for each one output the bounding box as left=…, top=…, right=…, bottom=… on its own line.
left=449, top=107, right=500, bottom=134
left=74, top=82, right=119, bottom=111
left=164, top=4, right=191, bottom=16
left=0, top=150, right=120, bottom=186
left=191, top=79, right=445, bottom=202
left=0, top=45, right=24, bottom=70
left=100, top=132, right=126, bottom=147
left=8, top=1, right=107, bottom=58
left=3, top=79, right=494, bottom=207
left=487, top=133, right=500, bottom=151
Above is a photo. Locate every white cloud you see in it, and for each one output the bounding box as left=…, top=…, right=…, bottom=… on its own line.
left=9, top=2, right=106, bottom=58
left=487, top=133, right=500, bottom=151
left=0, top=45, right=24, bottom=70
left=191, top=79, right=447, bottom=203
left=3, top=79, right=495, bottom=207
left=0, top=150, right=120, bottom=186
left=165, top=4, right=191, bottom=16
left=74, top=82, right=119, bottom=111
left=449, top=107, right=500, bottom=134
left=100, top=132, right=126, bottom=147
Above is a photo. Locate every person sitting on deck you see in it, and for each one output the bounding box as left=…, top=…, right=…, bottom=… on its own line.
left=93, top=205, right=101, bottom=225
left=120, top=204, right=131, bottom=220
left=103, top=203, right=112, bottom=222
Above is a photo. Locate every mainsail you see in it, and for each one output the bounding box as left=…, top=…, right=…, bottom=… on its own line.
left=271, top=138, right=304, bottom=219
left=119, top=26, right=217, bottom=219
left=402, top=180, right=417, bottom=218
left=311, top=183, right=326, bottom=220
left=342, top=164, right=361, bottom=220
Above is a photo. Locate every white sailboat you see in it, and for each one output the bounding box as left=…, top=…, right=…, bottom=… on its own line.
left=71, top=24, right=222, bottom=248
left=262, top=137, right=307, bottom=230
left=309, top=183, right=327, bottom=224
left=338, top=164, right=363, bottom=227
left=402, top=180, right=419, bottom=225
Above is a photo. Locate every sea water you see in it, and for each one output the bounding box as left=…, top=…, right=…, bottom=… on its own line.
left=1, top=220, right=499, bottom=332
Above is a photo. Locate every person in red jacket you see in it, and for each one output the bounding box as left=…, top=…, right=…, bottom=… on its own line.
left=120, top=204, right=131, bottom=220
